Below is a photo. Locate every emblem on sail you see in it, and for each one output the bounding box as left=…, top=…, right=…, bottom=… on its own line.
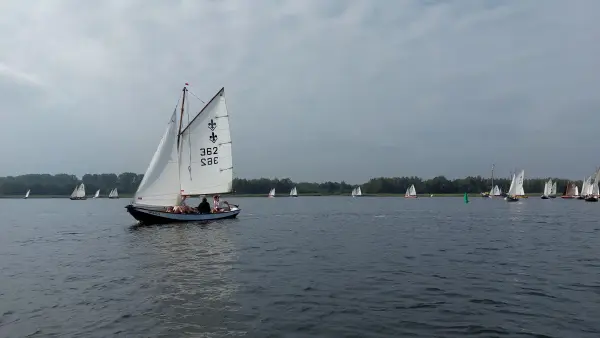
left=208, top=119, right=217, bottom=131
left=209, top=132, right=218, bottom=143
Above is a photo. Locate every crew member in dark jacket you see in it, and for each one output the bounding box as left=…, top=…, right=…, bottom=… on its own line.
left=197, top=197, right=212, bottom=214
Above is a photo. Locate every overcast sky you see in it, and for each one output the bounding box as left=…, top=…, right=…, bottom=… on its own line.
left=1, top=0, right=599, bottom=183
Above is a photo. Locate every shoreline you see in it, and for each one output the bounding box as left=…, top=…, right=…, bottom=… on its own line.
left=0, top=193, right=543, bottom=199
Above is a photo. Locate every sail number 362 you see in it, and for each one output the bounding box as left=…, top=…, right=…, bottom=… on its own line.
left=200, top=147, right=218, bottom=166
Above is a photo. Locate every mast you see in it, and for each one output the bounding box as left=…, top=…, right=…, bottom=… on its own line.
left=491, top=163, right=495, bottom=191
left=176, top=85, right=187, bottom=149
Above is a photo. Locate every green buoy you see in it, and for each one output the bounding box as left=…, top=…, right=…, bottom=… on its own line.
left=464, top=192, right=469, bottom=204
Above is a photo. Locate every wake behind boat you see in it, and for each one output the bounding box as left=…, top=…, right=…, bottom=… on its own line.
left=125, top=85, right=241, bottom=225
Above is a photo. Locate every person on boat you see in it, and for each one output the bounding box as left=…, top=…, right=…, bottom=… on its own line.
left=197, top=197, right=212, bottom=214
left=172, top=195, right=194, bottom=213
left=212, top=195, right=221, bottom=212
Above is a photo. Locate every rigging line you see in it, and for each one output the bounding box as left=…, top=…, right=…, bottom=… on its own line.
left=187, top=89, right=206, bottom=104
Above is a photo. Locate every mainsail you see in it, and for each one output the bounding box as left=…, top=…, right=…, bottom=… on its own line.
left=290, top=187, right=298, bottom=196
left=75, top=183, right=86, bottom=198
left=179, top=88, right=233, bottom=196
left=507, top=174, right=517, bottom=196
left=514, top=170, right=525, bottom=196
left=550, top=181, right=557, bottom=196
left=94, top=190, right=100, bottom=198
left=543, top=179, right=552, bottom=196
left=268, top=188, right=276, bottom=197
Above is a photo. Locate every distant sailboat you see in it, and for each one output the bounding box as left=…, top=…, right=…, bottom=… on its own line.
left=93, top=190, right=100, bottom=199
left=541, top=179, right=552, bottom=199
left=585, top=169, right=600, bottom=202
left=561, top=182, right=578, bottom=199
left=404, top=184, right=417, bottom=198
left=351, top=187, right=363, bottom=197
left=585, top=181, right=599, bottom=202
left=549, top=181, right=557, bottom=198
left=505, top=170, right=525, bottom=202
left=578, top=177, right=589, bottom=200
left=24, top=189, right=30, bottom=199
left=108, top=188, right=119, bottom=199
left=70, top=183, right=87, bottom=200
left=491, top=185, right=502, bottom=196
left=268, top=188, right=276, bottom=198
left=289, top=187, right=298, bottom=197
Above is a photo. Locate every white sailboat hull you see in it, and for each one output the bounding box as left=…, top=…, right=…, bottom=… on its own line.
left=126, top=205, right=241, bottom=225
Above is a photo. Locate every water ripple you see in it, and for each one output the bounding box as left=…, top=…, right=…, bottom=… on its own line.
left=1, top=197, right=600, bottom=337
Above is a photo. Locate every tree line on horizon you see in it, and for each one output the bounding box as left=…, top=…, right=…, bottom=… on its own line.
left=0, top=173, right=580, bottom=196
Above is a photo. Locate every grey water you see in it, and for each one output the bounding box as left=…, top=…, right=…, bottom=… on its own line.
left=1, top=197, right=600, bottom=338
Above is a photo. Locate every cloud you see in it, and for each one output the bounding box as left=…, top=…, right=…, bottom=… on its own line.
left=0, top=0, right=599, bottom=182
left=0, top=63, right=44, bottom=87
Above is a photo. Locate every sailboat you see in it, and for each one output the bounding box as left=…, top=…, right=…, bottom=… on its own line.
left=585, top=181, right=599, bottom=202
left=108, top=188, right=119, bottom=199
left=584, top=169, right=600, bottom=202
left=24, top=189, right=30, bottom=199
left=549, top=181, right=557, bottom=198
left=404, top=184, right=417, bottom=198
left=561, top=182, right=578, bottom=199
left=541, top=179, right=552, bottom=199
left=578, top=177, right=589, bottom=199
left=505, top=170, right=525, bottom=202
left=70, top=183, right=87, bottom=200
left=268, top=188, right=276, bottom=198
left=93, top=190, right=100, bottom=199
left=491, top=185, right=502, bottom=197
left=125, top=85, right=240, bottom=224
left=289, top=187, right=298, bottom=197
left=351, top=187, right=363, bottom=197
